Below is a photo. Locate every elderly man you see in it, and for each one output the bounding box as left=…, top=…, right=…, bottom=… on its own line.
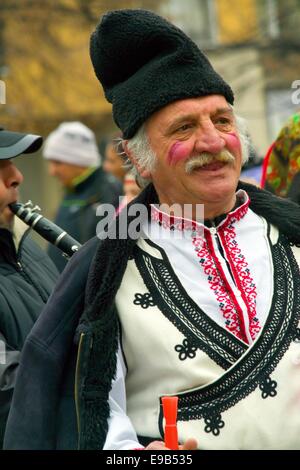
left=0, top=128, right=59, bottom=447
left=5, top=10, right=300, bottom=450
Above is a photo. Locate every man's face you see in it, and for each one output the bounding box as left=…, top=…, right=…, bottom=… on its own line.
left=0, top=160, right=23, bottom=229
left=143, top=95, right=242, bottom=214
left=47, top=160, right=87, bottom=188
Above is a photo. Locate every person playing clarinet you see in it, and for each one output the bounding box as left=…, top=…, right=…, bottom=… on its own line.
left=0, top=128, right=59, bottom=447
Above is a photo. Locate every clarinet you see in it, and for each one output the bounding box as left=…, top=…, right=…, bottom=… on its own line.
left=9, top=201, right=81, bottom=258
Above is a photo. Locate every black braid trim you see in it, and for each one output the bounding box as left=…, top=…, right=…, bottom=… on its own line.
left=78, top=306, right=119, bottom=450
left=156, top=234, right=300, bottom=434
left=134, top=241, right=247, bottom=370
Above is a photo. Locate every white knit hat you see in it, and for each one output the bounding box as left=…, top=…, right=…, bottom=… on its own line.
left=43, top=122, right=101, bottom=167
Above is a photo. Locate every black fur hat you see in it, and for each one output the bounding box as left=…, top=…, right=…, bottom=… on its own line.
left=90, top=9, right=234, bottom=139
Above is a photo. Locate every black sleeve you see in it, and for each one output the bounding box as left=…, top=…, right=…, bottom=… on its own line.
left=0, top=331, right=20, bottom=447
left=3, top=236, right=99, bottom=449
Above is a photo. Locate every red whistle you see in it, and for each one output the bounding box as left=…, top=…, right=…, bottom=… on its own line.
left=162, top=396, right=179, bottom=450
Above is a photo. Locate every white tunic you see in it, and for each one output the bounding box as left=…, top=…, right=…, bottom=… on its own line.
left=104, top=191, right=300, bottom=450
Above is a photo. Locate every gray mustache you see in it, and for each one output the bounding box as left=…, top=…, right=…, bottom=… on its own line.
left=185, top=151, right=235, bottom=174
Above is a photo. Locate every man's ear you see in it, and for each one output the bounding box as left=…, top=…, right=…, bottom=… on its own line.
left=123, top=141, right=152, bottom=180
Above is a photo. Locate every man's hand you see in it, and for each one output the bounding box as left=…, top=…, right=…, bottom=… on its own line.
left=144, top=437, right=198, bottom=450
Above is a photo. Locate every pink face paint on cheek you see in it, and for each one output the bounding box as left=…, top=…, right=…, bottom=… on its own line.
left=225, top=132, right=242, bottom=153
left=167, top=142, right=191, bottom=166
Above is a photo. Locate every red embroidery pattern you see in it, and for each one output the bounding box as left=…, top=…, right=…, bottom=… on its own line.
left=193, top=195, right=260, bottom=342
left=223, top=198, right=249, bottom=225
left=219, top=222, right=260, bottom=340
left=150, top=192, right=261, bottom=342
left=193, top=235, right=246, bottom=341
left=150, top=205, right=204, bottom=237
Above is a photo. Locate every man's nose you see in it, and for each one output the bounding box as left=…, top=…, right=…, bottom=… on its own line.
left=5, top=164, right=23, bottom=188
left=194, top=123, right=225, bottom=155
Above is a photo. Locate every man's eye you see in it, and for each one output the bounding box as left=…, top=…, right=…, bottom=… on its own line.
left=214, top=117, right=234, bottom=129
left=177, top=124, right=192, bottom=132
left=216, top=117, right=231, bottom=124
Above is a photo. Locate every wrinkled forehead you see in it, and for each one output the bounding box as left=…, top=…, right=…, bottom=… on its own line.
left=145, top=95, right=233, bottom=131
